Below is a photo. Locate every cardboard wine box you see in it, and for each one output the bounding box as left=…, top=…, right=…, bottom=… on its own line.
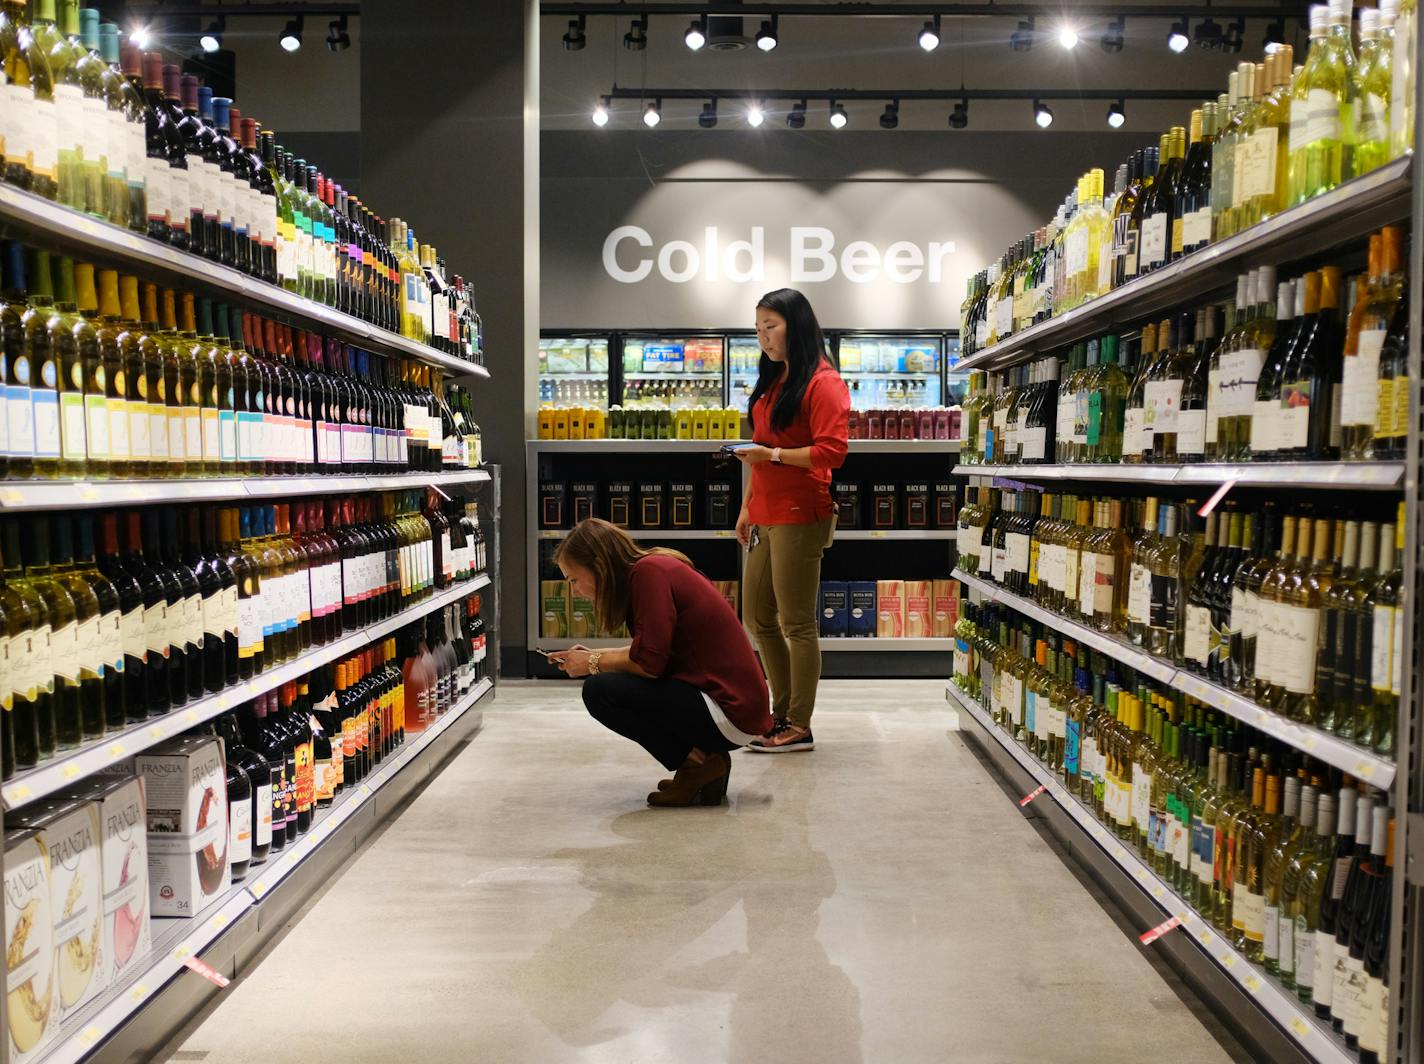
left=933, top=482, right=958, bottom=529
left=72, top=775, right=151, bottom=993
left=637, top=481, right=666, bottom=530
left=135, top=737, right=230, bottom=918
left=903, top=580, right=932, bottom=638
left=847, top=581, right=877, bottom=638
left=818, top=582, right=849, bottom=637
left=569, top=482, right=599, bottom=525
left=870, top=482, right=898, bottom=529
left=569, top=594, right=596, bottom=639
left=705, top=480, right=736, bottom=529
left=604, top=481, right=634, bottom=527
left=712, top=580, right=740, bottom=619
left=903, top=482, right=930, bottom=529
left=832, top=482, right=862, bottom=529
left=669, top=482, right=697, bottom=528
left=932, top=579, right=961, bottom=638
left=5, top=827, right=56, bottom=1063
left=541, top=580, right=570, bottom=638
left=876, top=580, right=905, bottom=638
left=538, top=480, right=567, bottom=530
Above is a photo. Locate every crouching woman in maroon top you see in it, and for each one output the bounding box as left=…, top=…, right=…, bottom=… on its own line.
left=549, top=519, right=772, bottom=808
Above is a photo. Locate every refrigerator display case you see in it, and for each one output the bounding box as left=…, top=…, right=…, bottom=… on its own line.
left=619, top=333, right=725, bottom=409
left=539, top=334, right=611, bottom=408
left=728, top=333, right=762, bottom=415
left=944, top=333, right=969, bottom=407
left=836, top=333, right=943, bottom=411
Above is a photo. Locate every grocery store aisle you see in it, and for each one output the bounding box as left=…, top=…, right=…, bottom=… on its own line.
left=167, top=680, right=1245, bottom=1064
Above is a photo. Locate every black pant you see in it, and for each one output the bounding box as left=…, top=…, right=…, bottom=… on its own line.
left=581, top=673, right=741, bottom=770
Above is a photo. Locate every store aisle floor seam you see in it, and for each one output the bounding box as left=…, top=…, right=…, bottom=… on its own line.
left=165, top=680, right=1248, bottom=1064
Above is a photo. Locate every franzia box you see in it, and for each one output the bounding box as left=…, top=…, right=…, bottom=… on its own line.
left=847, top=582, right=877, bottom=638
left=5, top=828, right=56, bottom=1063
left=903, top=580, right=932, bottom=638
left=877, top=580, right=906, bottom=638
left=69, top=776, right=150, bottom=990
left=136, top=737, right=230, bottom=918
left=932, top=579, right=961, bottom=638
left=818, top=582, right=849, bottom=637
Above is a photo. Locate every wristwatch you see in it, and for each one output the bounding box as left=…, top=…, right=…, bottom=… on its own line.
left=588, top=651, right=602, bottom=675
left=771, top=447, right=783, bottom=465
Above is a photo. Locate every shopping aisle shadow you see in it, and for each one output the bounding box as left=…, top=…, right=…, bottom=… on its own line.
left=511, top=760, right=864, bottom=1063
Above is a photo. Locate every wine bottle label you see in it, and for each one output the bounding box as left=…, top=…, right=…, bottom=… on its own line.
left=1143, top=380, right=1181, bottom=435
left=1264, top=906, right=1280, bottom=960
left=1342, top=956, right=1369, bottom=1037
left=31, top=98, right=57, bottom=181
left=1176, top=410, right=1207, bottom=457
left=1331, top=944, right=1354, bottom=1028
left=1278, top=911, right=1295, bottom=975
left=54, top=84, right=84, bottom=160
left=1131, top=766, right=1151, bottom=833
left=6, top=378, right=34, bottom=457
left=1277, top=383, right=1312, bottom=449
left=1271, top=602, right=1321, bottom=695
left=1216, top=350, right=1265, bottom=417
left=50, top=619, right=78, bottom=683
left=1140, top=213, right=1168, bottom=269
left=1063, top=548, right=1080, bottom=609
left=2, top=84, right=38, bottom=168
left=1295, top=919, right=1316, bottom=991
left=32, top=384, right=60, bottom=458
left=1183, top=605, right=1212, bottom=666
left=1392, top=604, right=1403, bottom=697
left=1078, top=551, right=1096, bottom=615
left=1238, top=128, right=1280, bottom=201
left=1127, top=563, right=1151, bottom=624
left=1019, top=426, right=1046, bottom=461
left=1342, top=331, right=1386, bottom=428
left=1361, top=978, right=1388, bottom=1056
left=143, top=601, right=168, bottom=658
left=1093, top=556, right=1116, bottom=618
left=236, top=594, right=257, bottom=658
left=1331, top=856, right=1353, bottom=899
left=1371, top=604, right=1395, bottom=693
left=1181, top=206, right=1213, bottom=251
left=1170, top=813, right=1190, bottom=869
left=1289, top=89, right=1344, bottom=155
left=1205, top=369, right=1222, bottom=445
left=1006, top=533, right=1030, bottom=577
left=229, top=798, right=252, bottom=868
left=1248, top=399, right=1279, bottom=454
left=82, top=390, right=109, bottom=460
left=102, top=106, right=126, bottom=178
left=1191, top=822, right=1215, bottom=885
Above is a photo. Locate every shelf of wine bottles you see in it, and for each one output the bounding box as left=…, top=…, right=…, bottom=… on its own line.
left=1, top=561, right=489, bottom=810
left=944, top=680, right=1361, bottom=1064
left=956, top=463, right=1404, bottom=492
left=954, top=569, right=1395, bottom=789
left=41, top=675, right=492, bottom=1064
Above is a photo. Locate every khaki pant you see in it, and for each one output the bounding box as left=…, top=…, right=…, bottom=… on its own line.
left=744, top=518, right=834, bottom=729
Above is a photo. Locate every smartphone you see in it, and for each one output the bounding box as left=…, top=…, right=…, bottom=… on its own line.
left=534, top=647, right=558, bottom=658
left=720, top=442, right=757, bottom=455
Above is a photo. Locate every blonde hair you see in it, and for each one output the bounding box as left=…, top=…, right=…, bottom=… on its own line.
left=552, top=518, right=693, bottom=632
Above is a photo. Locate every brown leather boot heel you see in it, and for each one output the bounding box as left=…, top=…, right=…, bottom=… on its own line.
left=647, top=753, right=731, bottom=807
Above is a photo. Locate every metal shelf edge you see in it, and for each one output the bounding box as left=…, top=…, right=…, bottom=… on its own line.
left=950, top=570, right=1396, bottom=787
left=952, top=463, right=1405, bottom=491
left=1, top=574, right=492, bottom=810
left=946, top=680, right=1356, bottom=1064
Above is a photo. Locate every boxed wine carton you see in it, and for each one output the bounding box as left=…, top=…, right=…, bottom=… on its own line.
left=570, top=482, right=599, bottom=525
left=637, top=481, right=667, bottom=529
left=604, top=481, right=634, bottom=527
left=933, top=482, right=959, bottom=529
left=932, top=579, right=961, bottom=638
left=877, top=580, right=906, bottom=638
left=903, top=483, right=930, bottom=529
left=541, top=580, right=570, bottom=639
left=670, top=482, right=697, bottom=528
left=72, top=775, right=151, bottom=990
left=712, top=581, right=740, bottom=619
left=904, top=580, right=932, bottom=638
left=538, top=481, right=567, bottom=529
left=135, top=737, right=230, bottom=918
left=5, top=828, right=56, bottom=1064
left=871, top=483, right=898, bottom=529
left=832, top=482, right=861, bottom=529
left=818, top=582, right=849, bottom=637
left=569, top=594, right=596, bottom=639
left=847, top=581, right=877, bottom=638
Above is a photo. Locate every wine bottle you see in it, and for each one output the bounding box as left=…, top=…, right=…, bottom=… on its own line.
left=50, top=514, right=109, bottom=741
left=1288, top=2, right=1355, bottom=205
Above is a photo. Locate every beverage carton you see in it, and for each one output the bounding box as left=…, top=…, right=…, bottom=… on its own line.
left=4, top=828, right=56, bottom=1063
left=135, top=738, right=229, bottom=918
left=818, top=582, right=849, bottom=637
left=903, top=580, right=932, bottom=638
left=69, top=776, right=150, bottom=991
left=932, top=579, right=961, bottom=638
left=847, top=582, right=877, bottom=638
left=877, top=580, right=905, bottom=638
left=541, top=580, right=570, bottom=639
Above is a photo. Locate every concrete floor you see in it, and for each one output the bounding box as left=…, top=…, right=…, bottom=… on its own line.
left=164, top=680, right=1246, bottom=1064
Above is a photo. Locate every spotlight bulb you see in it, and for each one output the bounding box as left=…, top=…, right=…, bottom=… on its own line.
left=685, top=20, right=706, bottom=50
left=279, top=15, right=303, bottom=52
left=1106, top=101, right=1126, bottom=128
left=200, top=16, right=224, bottom=53
left=129, top=25, right=151, bottom=48
left=643, top=101, right=661, bottom=128
left=1057, top=25, right=1079, bottom=49
left=949, top=99, right=969, bottom=129
left=592, top=102, right=610, bottom=127
left=1168, top=19, right=1190, bottom=53
left=787, top=101, right=807, bottom=129
left=828, top=102, right=848, bottom=129
left=326, top=14, right=350, bottom=52
left=699, top=101, right=718, bottom=128
left=755, top=18, right=778, bottom=51
left=879, top=102, right=899, bottom=130
left=918, top=16, right=940, bottom=51
left=1033, top=99, right=1054, bottom=128
left=747, top=103, right=765, bottom=127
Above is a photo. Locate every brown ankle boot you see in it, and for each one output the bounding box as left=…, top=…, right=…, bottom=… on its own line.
left=647, top=753, right=731, bottom=807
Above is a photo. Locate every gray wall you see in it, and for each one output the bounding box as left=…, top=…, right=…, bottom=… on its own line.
left=361, top=0, right=539, bottom=676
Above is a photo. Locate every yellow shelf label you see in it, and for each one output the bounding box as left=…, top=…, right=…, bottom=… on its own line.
left=108, top=743, right=125, bottom=758
left=1290, top=1017, right=1311, bottom=1038
left=61, top=763, right=80, bottom=779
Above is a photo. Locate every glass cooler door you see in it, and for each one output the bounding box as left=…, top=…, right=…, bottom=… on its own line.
left=835, top=333, right=943, bottom=410
left=539, top=334, right=612, bottom=409
left=728, top=333, right=762, bottom=416
left=619, top=334, right=726, bottom=410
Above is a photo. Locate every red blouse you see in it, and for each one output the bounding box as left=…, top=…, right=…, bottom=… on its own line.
left=747, top=363, right=850, bottom=525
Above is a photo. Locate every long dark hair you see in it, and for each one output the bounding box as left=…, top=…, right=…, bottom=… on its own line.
left=747, top=287, right=834, bottom=434
left=552, top=519, right=692, bottom=633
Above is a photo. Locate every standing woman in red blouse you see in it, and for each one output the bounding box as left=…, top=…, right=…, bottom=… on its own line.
left=735, top=288, right=850, bottom=752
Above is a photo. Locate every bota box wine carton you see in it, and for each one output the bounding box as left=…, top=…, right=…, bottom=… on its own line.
left=847, top=581, right=877, bottom=638
left=569, top=594, right=596, bottom=639
left=541, top=580, right=570, bottom=639
left=877, top=580, right=906, bottom=638
left=136, top=738, right=230, bottom=918
left=903, top=580, right=932, bottom=638
left=5, top=827, right=56, bottom=1063
left=9, top=800, right=105, bottom=1021
left=818, top=582, right=849, bottom=637
left=68, top=775, right=150, bottom=993
left=932, top=579, right=961, bottom=638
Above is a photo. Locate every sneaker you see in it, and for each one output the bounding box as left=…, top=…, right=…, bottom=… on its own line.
left=747, top=719, right=814, bottom=753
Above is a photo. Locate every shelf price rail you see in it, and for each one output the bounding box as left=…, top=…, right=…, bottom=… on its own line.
left=2, top=573, right=492, bottom=811
left=39, top=677, right=493, bottom=1064
left=944, top=680, right=1355, bottom=1064
left=951, top=569, right=1395, bottom=788
left=952, top=462, right=1406, bottom=492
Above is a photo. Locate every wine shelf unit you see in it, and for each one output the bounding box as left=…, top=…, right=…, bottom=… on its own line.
left=0, top=182, right=488, bottom=382
left=944, top=679, right=1355, bottom=1064
left=527, top=438, right=960, bottom=454
left=0, top=468, right=491, bottom=512
left=1, top=573, right=492, bottom=811
left=952, top=569, right=1396, bottom=787
left=953, top=462, right=1406, bottom=492
left=957, top=154, right=1412, bottom=373
left=36, top=677, right=493, bottom=1064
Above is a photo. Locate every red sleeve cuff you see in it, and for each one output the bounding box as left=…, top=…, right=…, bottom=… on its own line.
left=628, top=639, right=668, bottom=677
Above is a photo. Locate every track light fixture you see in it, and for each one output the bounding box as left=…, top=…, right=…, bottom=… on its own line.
left=1033, top=98, right=1054, bottom=128
left=829, top=101, right=848, bottom=129
left=1263, top=18, right=1286, bottom=47
left=279, top=15, right=303, bottom=52
left=326, top=13, right=350, bottom=52
left=747, top=101, right=766, bottom=126
left=699, top=98, right=718, bottom=127
left=643, top=99, right=661, bottom=127
left=685, top=17, right=706, bottom=51
left=1010, top=18, right=1034, bottom=52
left=787, top=99, right=807, bottom=129
left=129, top=24, right=152, bottom=49
left=1222, top=17, right=1245, bottom=53
left=624, top=14, right=647, bottom=51
left=592, top=100, right=610, bottom=126
left=879, top=100, right=899, bottom=129
left=1107, top=99, right=1126, bottom=128
left=918, top=14, right=941, bottom=52
left=756, top=15, right=778, bottom=51
left=1195, top=17, right=1222, bottom=49
left=1100, top=15, right=1125, bottom=52
left=1057, top=23, right=1079, bottom=49
left=562, top=14, right=586, bottom=50
left=200, top=14, right=224, bottom=53
left=948, top=98, right=969, bottom=129
left=1167, top=18, right=1190, bottom=53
